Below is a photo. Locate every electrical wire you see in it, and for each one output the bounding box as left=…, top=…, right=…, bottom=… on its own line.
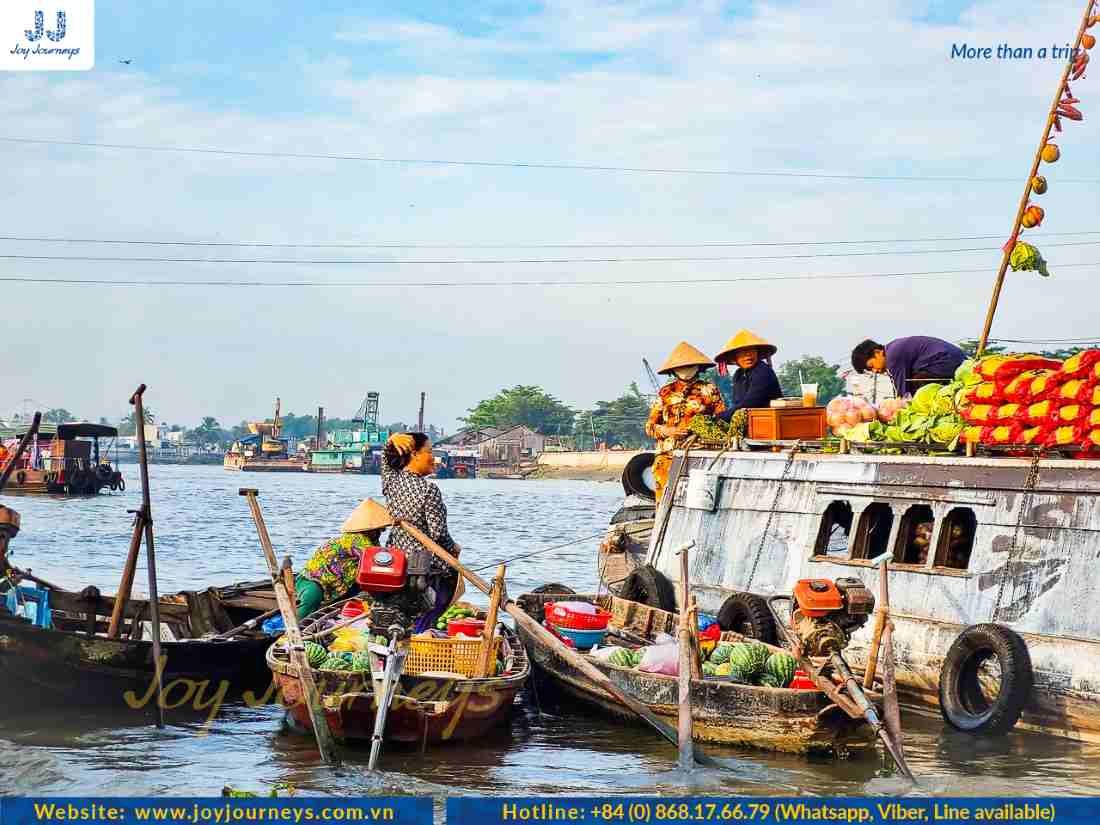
left=1, top=240, right=1099, bottom=266
left=6, top=136, right=1100, bottom=183
left=2, top=230, right=1100, bottom=249
left=0, top=261, right=1096, bottom=288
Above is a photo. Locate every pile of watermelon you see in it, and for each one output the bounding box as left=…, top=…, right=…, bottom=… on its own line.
left=701, top=641, right=797, bottom=688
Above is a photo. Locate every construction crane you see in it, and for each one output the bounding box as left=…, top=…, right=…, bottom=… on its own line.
left=642, top=358, right=662, bottom=398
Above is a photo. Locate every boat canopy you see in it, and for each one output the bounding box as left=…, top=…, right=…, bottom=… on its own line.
left=57, top=423, right=118, bottom=439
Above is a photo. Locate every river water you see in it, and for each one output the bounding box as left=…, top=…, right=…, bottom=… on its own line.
left=2, top=465, right=1098, bottom=797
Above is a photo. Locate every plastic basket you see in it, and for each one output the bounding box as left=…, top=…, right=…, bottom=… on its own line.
left=546, top=624, right=606, bottom=650
left=406, top=634, right=501, bottom=678
left=544, top=602, right=611, bottom=630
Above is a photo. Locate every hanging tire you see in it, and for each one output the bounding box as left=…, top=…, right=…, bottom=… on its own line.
left=618, top=564, right=676, bottom=612
left=621, top=452, right=657, bottom=500
left=15, top=470, right=26, bottom=485
left=939, top=623, right=1033, bottom=735
left=717, top=592, right=778, bottom=645
left=118, top=476, right=126, bottom=492
left=532, top=583, right=576, bottom=595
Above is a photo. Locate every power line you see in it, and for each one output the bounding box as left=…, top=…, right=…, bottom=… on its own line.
left=1, top=261, right=1095, bottom=288
left=2, top=241, right=1099, bottom=266
left=5, top=136, right=1100, bottom=183
left=2, top=230, right=1099, bottom=250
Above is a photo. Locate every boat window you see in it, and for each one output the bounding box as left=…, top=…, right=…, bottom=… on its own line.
left=895, top=504, right=935, bottom=565
left=936, top=508, right=977, bottom=570
left=852, top=503, right=894, bottom=560
left=814, top=501, right=853, bottom=557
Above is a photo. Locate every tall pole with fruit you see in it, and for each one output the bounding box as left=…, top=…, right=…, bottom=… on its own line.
left=977, top=0, right=1098, bottom=356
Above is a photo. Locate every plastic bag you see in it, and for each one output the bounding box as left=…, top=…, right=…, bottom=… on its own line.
left=653, top=631, right=675, bottom=645
left=1050, top=379, right=1094, bottom=403
left=1051, top=404, right=1089, bottom=425
left=553, top=601, right=597, bottom=615
left=1060, top=350, right=1100, bottom=380
left=1026, top=401, right=1054, bottom=425
left=636, top=642, right=679, bottom=676
left=589, top=646, right=619, bottom=662
left=977, top=355, right=1063, bottom=384
left=1003, top=370, right=1056, bottom=403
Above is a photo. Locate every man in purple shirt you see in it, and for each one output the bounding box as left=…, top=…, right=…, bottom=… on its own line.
left=851, top=336, right=965, bottom=397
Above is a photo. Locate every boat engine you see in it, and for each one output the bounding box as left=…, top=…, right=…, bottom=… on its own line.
left=790, top=578, right=875, bottom=657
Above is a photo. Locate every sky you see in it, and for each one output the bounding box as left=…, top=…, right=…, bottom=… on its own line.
left=1, top=0, right=1098, bottom=431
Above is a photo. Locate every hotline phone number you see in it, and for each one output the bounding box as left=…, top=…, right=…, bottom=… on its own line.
left=501, top=801, right=775, bottom=823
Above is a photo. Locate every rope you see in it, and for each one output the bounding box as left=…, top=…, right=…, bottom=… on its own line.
left=992, top=450, right=1044, bottom=622
left=745, top=443, right=801, bottom=591
left=470, top=531, right=607, bottom=574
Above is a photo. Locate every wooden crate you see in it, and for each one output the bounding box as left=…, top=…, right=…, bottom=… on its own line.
left=747, top=407, right=827, bottom=441
left=609, top=596, right=676, bottom=637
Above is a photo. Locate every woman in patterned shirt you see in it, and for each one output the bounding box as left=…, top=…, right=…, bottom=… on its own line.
left=294, top=498, right=392, bottom=619
left=382, top=432, right=461, bottom=631
left=645, top=341, right=726, bottom=500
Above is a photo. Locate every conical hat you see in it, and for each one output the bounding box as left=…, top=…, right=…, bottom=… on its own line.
left=342, top=498, right=394, bottom=533
left=715, top=329, right=777, bottom=362
left=657, top=341, right=715, bottom=375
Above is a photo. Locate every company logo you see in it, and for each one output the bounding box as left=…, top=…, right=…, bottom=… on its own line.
left=1, top=0, right=93, bottom=71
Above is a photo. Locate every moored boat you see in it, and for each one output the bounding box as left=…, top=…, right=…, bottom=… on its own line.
left=267, top=601, right=529, bottom=744
left=0, top=423, right=124, bottom=495
left=0, top=577, right=277, bottom=711
left=514, top=590, right=874, bottom=756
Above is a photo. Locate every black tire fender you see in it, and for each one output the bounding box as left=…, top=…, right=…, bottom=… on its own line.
left=618, top=564, right=677, bottom=612
left=939, top=623, right=1033, bottom=735
left=118, top=476, right=126, bottom=492
left=717, top=591, right=778, bottom=645
left=621, top=452, right=657, bottom=501
left=532, top=583, right=576, bottom=596
left=15, top=470, right=25, bottom=485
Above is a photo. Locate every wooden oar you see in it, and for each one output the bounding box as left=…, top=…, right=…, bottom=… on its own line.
left=240, top=488, right=340, bottom=767
left=863, top=557, right=890, bottom=690
left=396, top=519, right=724, bottom=768
left=212, top=606, right=280, bottom=641
left=877, top=564, right=905, bottom=765
left=474, top=563, right=506, bottom=678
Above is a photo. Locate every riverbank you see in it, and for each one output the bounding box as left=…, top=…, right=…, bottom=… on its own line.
left=529, top=449, right=640, bottom=482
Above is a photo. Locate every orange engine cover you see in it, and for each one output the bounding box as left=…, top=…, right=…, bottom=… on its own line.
left=792, top=579, right=844, bottom=617
left=356, top=546, right=408, bottom=592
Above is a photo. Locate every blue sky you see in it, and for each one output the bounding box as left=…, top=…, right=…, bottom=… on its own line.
left=1, top=0, right=1098, bottom=429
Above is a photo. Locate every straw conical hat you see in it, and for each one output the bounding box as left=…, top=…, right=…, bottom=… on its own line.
left=715, top=330, right=777, bottom=363
left=342, top=499, right=394, bottom=533
left=657, top=341, right=715, bottom=375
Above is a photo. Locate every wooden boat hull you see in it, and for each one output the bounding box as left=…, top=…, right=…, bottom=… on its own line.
left=0, top=581, right=276, bottom=711
left=0, top=467, right=108, bottom=496
left=516, top=594, right=874, bottom=757
left=266, top=627, right=529, bottom=745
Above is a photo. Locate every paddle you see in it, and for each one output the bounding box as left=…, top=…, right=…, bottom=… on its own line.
left=395, top=519, right=727, bottom=768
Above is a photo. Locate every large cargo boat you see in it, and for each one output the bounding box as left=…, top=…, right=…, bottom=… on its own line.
left=224, top=398, right=307, bottom=472
left=0, top=422, right=123, bottom=495
left=602, top=446, right=1100, bottom=742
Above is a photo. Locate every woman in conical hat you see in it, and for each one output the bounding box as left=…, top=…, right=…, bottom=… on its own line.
left=294, top=498, right=393, bottom=620
left=713, top=330, right=783, bottom=423
left=644, top=342, right=725, bottom=501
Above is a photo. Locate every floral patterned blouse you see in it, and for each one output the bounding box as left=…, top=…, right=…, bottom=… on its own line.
left=382, top=462, right=457, bottom=577
left=645, top=379, right=726, bottom=453
left=301, top=532, right=377, bottom=603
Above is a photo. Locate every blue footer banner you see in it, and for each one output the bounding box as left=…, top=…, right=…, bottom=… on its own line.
left=447, top=797, right=1074, bottom=825
left=0, top=799, right=432, bottom=825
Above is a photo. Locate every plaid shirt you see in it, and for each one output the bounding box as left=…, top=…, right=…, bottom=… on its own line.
left=382, top=462, right=456, bottom=576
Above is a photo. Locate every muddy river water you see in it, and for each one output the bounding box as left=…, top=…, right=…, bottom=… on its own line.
left=2, top=466, right=1098, bottom=796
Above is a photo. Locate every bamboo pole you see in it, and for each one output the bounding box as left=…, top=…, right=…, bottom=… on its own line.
left=676, top=543, right=697, bottom=771
left=240, top=488, right=340, bottom=766
left=129, top=385, right=166, bottom=728
left=474, top=563, right=506, bottom=678
left=397, top=519, right=723, bottom=768
left=976, top=0, right=1097, bottom=356
left=863, top=559, right=890, bottom=690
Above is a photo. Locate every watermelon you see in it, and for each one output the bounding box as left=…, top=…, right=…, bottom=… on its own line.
left=714, top=662, right=732, bottom=677
left=759, top=674, right=782, bottom=689
left=709, top=643, right=734, bottom=665
left=702, top=662, right=718, bottom=677
left=764, top=652, right=797, bottom=687
left=320, top=655, right=352, bottom=671
left=349, top=652, right=373, bottom=672
left=304, top=642, right=327, bottom=668
left=727, top=642, right=769, bottom=679
left=608, top=647, right=634, bottom=668
left=630, top=650, right=644, bottom=668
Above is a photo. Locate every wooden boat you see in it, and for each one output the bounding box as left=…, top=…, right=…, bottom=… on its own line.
left=0, top=423, right=124, bottom=495
left=0, top=578, right=277, bottom=710
left=267, top=602, right=529, bottom=744
left=515, top=591, right=875, bottom=756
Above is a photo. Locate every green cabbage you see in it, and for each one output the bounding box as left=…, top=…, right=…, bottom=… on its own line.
left=954, top=359, right=982, bottom=387
left=843, top=422, right=872, bottom=442
left=929, top=418, right=964, bottom=447
left=910, top=383, right=945, bottom=415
